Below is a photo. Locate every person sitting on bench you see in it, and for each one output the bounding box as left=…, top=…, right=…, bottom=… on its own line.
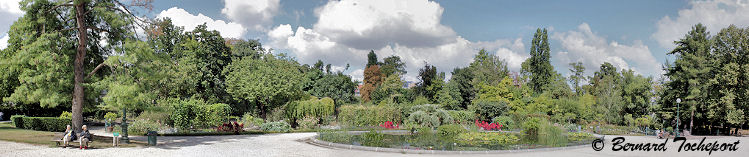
left=62, top=125, right=77, bottom=148
left=79, top=125, right=91, bottom=149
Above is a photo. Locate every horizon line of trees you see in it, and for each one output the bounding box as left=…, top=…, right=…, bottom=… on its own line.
left=0, top=0, right=746, bottom=134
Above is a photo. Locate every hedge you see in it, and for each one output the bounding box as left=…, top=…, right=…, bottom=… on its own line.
left=338, top=105, right=401, bottom=127
left=11, top=115, right=70, bottom=132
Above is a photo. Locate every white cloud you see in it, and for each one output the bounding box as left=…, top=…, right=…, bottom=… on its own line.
left=221, top=0, right=279, bottom=31
left=157, top=7, right=245, bottom=38
left=653, top=0, right=749, bottom=48
left=554, top=23, right=660, bottom=76
left=268, top=0, right=525, bottom=82
left=0, top=0, right=23, bottom=49
left=0, top=34, right=9, bottom=50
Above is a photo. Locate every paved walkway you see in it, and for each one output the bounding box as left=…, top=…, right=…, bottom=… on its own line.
left=0, top=132, right=746, bottom=157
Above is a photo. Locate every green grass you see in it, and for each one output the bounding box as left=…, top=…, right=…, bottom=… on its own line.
left=0, top=122, right=57, bottom=145
left=0, top=122, right=145, bottom=148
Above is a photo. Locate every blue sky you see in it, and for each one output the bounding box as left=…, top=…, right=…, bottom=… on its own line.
left=2, top=0, right=748, bottom=82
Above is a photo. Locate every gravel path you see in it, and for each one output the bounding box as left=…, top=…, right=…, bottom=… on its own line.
left=0, top=133, right=747, bottom=157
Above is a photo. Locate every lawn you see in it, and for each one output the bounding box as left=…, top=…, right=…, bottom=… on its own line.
left=0, top=122, right=145, bottom=148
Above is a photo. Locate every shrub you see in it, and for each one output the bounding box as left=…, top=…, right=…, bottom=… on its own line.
left=287, top=97, right=335, bottom=120
left=447, top=110, right=475, bottom=124
left=296, top=116, right=319, bottom=129
left=379, top=121, right=399, bottom=129
left=104, top=112, right=119, bottom=122
left=170, top=99, right=199, bottom=131
left=568, top=132, right=594, bottom=142
left=338, top=105, right=401, bottom=127
left=59, top=111, right=72, bottom=119
left=128, top=119, right=164, bottom=135
left=539, top=122, right=567, bottom=147
left=522, top=117, right=542, bottom=141
left=16, top=117, right=70, bottom=132
left=405, top=104, right=453, bottom=128
left=11, top=115, right=24, bottom=128
left=137, top=111, right=170, bottom=124
left=475, top=120, right=502, bottom=131
left=169, top=98, right=230, bottom=131
left=241, top=113, right=264, bottom=128
left=492, top=116, right=515, bottom=130
left=468, top=99, right=508, bottom=121
left=194, top=103, right=231, bottom=128
left=362, top=129, right=385, bottom=147
left=455, top=132, right=519, bottom=148
left=437, top=124, right=465, bottom=138
left=260, top=121, right=291, bottom=132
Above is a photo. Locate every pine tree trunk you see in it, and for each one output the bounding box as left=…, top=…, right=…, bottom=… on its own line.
left=71, top=2, right=88, bottom=132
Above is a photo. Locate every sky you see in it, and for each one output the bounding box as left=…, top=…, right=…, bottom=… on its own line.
left=2, top=0, right=749, bottom=82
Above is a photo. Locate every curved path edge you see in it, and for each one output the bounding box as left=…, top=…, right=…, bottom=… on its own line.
left=307, top=135, right=591, bottom=154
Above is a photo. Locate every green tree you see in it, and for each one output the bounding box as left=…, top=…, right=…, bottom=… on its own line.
left=661, top=24, right=716, bottom=132
left=436, top=80, right=463, bottom=110
left=2, top=0, right=148, bottom=131
left=380, top=55, right=406, bottom=77
left=709, top=25, right=749, bottom=132
left=620, top=69, right=653, bottom=117
left=449, top=67, right=474, bottom=109
left=524, top=28, right=554, bottom=93
left=171, top=24, right=233, bottom=103
left=224, top=54, right=304, bottom=119
left=414, top=63, right=439, bottom=102
left=227, top=38, right=264, bottom=60
left=367, top=50, right=378, bottom=67
left=309, top=73, right=358, bottom=106
left=568, top=62, right=586, bottom=95
left=470, top=49, right=509, bottom=86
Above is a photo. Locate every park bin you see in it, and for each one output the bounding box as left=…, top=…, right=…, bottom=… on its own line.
left=147, top=131, right=158, bottom=146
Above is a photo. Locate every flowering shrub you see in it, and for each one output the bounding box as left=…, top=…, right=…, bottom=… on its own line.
left=455, top=132, right=519, bottom=148
left=217, top=121, right=244, bottom=134
left=475, top=119, right=502, bottom=131
left=379, top=121, right=399, bottom=129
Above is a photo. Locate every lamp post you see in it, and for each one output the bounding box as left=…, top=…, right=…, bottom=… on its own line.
left=121, top=108, right=129, bottom=144
left=676, top=98, right=681, bottom=137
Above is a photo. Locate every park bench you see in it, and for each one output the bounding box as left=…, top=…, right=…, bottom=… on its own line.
left=52, top=133, right=93, bottom=147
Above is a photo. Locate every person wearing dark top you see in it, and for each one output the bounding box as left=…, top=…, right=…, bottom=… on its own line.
left=62, top=125, right=76, bottom=148
left=79, top=125, right=91, bottom=149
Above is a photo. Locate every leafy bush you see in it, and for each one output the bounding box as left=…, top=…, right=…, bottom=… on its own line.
left=170, top=99, right=199, bottom=131
left=455, top=132, right=519, bottom=148
left=11, top=115, right=24, bottom=128
left=447, top=110, right=475, bottom=124
left=286, top=97, right=335, bottom=119
left=241, top=113, right=264, bottom=128
left=338, top=105, right=401, bottom=127
left=492, top=116, right=515, bottom=130
left=169, top=98, right=230, bottom=131
left=539, top=122, right=567, bottom=147
left=568, top=132, right=594, bottom=142
left=194, top=103, right=231, bottom=128
left=522, top=117, right=542, bottom=141
left=16, top=117, right=70, bottom=132
left=468, top=99, right=508, bottom=121
left=437, top=124, right=465, bottom=138
left=405, top=104, right=453, bottom=128
left=104, top=112, right=119, bottom=121
left=260, top=121, right=291, bottom=132
left=128, top=119, right=164, bottom=135
left=362, top=130, right=385, bottom=147
left=59, top=111, right=72, bottom=119
left=296, top=116, right=319, bottom=129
